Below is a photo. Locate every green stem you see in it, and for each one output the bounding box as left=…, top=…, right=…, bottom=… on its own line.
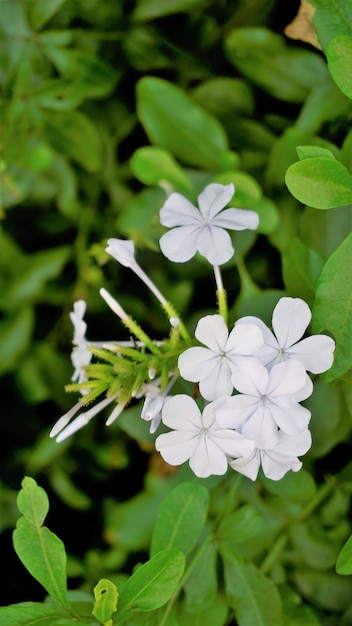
left=213, top=265, right=228, bottom=324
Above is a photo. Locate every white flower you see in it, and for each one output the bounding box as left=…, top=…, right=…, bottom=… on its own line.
left=178, top=314, right=264, bottom=401
left=159, top=183, right=259, bottom=265
left=217, top=359, right=312, bottom=448
left=155, top=395, right=255, bottom=478
left=69, top=300, right=92, bottom=386
left=236, top=297, right=335, bottom=374
left=229, top=429, right=312, bottom=481
left=105, top=239, right=135, bottom=267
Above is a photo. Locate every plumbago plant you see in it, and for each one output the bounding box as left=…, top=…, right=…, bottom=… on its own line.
left=1, top=1, right=352, bottom=625
left=2, top=180, right=352, bottom=626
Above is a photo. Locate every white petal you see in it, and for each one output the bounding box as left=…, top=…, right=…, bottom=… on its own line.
left=161, top=395, right=201, bottom=430
left=189, top=436, right=228, bottom=477
left=199, top=360, right=233, bottom=401
left=229, top=450, right=261, bottom=481
left=159, top=226, right=200, bottom=262
left=272, top=429, right=312, bottom=457
left=160, top=193, right=201, bottom=226
left=226, top=323, right=264, bottom=356
left=106, top=238, right=135, bottom=267
left=240, top=404, right=279, bottom=448
left=197, top=225, right=234, bottom=265
left=261, top=452, right=302, bottom=480
left=272, top=298, right=311, bottom=349
left=267, top=401, right=311, bottom=436
left=231, top=358, right=269, bottom=396
left=213, top=207, right=259, bottom=231
left=155, top=430, right=198, bottom=465
left=198, top=183, right=234, bottom=220
left=178, top=347, right=219, bottom=382
left=284, top=375, right=313, bottom=403
left=215, top=394, right=259, bottom=429
left=287, top=335, right=335, bottom=374
left=235, top=316, right=279, bottom=366
left=195, top=314, right=228, bottom=351
left=267, top=360, right=307, bottom=397
left=211, top=429, right=255, bottom=457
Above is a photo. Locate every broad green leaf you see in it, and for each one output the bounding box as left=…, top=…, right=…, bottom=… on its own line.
left=24, top=0, right=69, bottom=31
left=296, top=77, right=351, bottom=135
left=289, top=523, right=338, bottom=570
left=296, top=146, right=337, bottom=161
left=327, top=35, right=352, bottom=100
left=17, top=476, right=49, bottom=526
left=44, top=111, right=102, bottom=172
left=178, top=594, right=229, bottom=626
left=117, top=549, right=185, bottom=617
left=299, top=204, right=352, bottom=258
left=150, top=482, right=209, bottom=557
left=191, top=77, right=254, bottom=118
left=224, top=561, right=282, bottom=626
left=93, top=579, right=119, bottom=623
left=130, top=147, right=194, bottom=196
left=336, top=533, right=352, bottom=575
left=118, top=187, right=166, bottom=249
left=310, top=0, right=352, bottom=51
left=282, top=237, right=324, bottom=305
left=0, top=307, right=34, bottom=375
left=293, top=569, right=352, bottom=611
left=13, top=477, right=68, bottom=610
left=225, top=28, right=328, bottom=103
left=285, top=157, right=352, bottom=209
left=44, top=48, right=119, bottom=100
left=133, top=0, right=205, bottom=21
left=7, top=246, right=71, bottom=306
left=312, top=232, right=352, bottom=381
left=0, top=602, right=69, bottom=626
left=261, top=469, right=316, bottom=503
left=136, top=77, right=230, bottom=170
left=184, top=542, right=217, bottom=610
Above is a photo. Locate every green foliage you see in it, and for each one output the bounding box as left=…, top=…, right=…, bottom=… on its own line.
left=1, top=0, right=352, bottom=624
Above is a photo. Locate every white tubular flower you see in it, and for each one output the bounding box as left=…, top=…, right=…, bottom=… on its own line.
left=178, top=314, right=264, bottom=401
left=141, top=375, right=178, bottom=433
left=159, top=183, right=259, bottom=265
left=50, top=393, right=119, bottom=442
left=236, top=297, right=335, bottom=374
left=105, top=238, right=136, bottom=267
left=155, top=395, right=255, bottom=478
left=229, top=429, right=312, bottom=481
left=69, top=300, right=92, bottom=386
left=217, top=359, right=312, bottom=448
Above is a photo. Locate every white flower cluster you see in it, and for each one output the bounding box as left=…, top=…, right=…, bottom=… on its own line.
left=51, top=183, right=335, bottom=483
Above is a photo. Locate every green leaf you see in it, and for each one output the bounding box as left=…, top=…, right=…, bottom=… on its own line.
left=224, top=561, right=282, bottom=626
left=293, top=569, right=352, bottom=611
left=117, top=549, right=185, bottom=617
left=24, top=0, right=69, bottom=31
left=225, top=27, right=328, bottom=103
left=282, top=238, right=324, bottom=305
left=0, top=307, right=34, bottom=375
left=177, top=593, right=229, bottom=626
left=261, top=469, right=316, bottom=503
left=285, top=157, right=352, bottom=209
left=13, top=477, right=68, bottom=610
left=44, top=111, right=103, bottom=172
left=327, top=35, right=352, bottom=100
left=311, top=232, right=352, bottom=381
left=191, top=77, right=254, bottom=118
left=310, top=0, right=352, bottom=51
left=93, top=578, right=119, bottom=623
left=150, top=482, right=209, bottom=557
left=130, top=147, right=194, bottom=196
left=296, top=146, right=337, bottom=161
left=0, top=602, right=69, bottom=626
left=133, top=0, right=205, bottom=21
left=136, top=77, right=230, bottom=170
left=336, top=533, right=352, bottom=575
left=184, top=542, right=217, bottom=610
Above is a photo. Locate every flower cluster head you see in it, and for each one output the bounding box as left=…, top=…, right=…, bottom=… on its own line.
left=52, top=182, right=336, bottom=485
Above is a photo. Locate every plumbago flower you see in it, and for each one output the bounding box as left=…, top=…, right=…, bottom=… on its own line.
left=69, top=300, right=92, bottom=386
left=178, top=314, right=264, bottom=401
left=155, top=395, right=255, bottom=478
left=217, top=358, right=312, bottom=448
left=236, top=297, right=335, bottom=373
left=159, top=182, right=259, bottom=265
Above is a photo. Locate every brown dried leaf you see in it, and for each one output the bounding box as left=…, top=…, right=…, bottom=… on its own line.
left=285, top=0, right=322, bottom=50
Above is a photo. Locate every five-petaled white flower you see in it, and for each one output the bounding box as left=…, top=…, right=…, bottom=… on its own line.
left=69, top=300, right=92, bottom=386
left=217, top=358, right=312, bottom=448
left=178, top=314, right=264, bottom=401
left=229, top=429, right=312, bottom=481
left=155, top=395, right=255, bottom=478
left=236, top=297, right=335, bottom=373
left=159, top=183, right=259, bottom=265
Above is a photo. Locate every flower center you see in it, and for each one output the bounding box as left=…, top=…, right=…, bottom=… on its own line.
left=277, top=348, right=288, bottom=362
